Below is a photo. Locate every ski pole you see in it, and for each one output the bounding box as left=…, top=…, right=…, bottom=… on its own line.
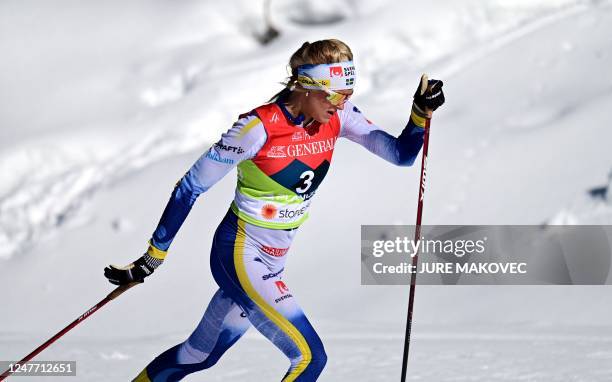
left=400, top=117, right=431, bottom=382
left=0, top=282, right=140, bottom=381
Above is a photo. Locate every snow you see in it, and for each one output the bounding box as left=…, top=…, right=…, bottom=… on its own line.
left=1, top=0, right=612, bottom=380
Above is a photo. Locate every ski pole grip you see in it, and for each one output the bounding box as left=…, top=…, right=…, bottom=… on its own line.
left=106, top=282, right=141, bottom=300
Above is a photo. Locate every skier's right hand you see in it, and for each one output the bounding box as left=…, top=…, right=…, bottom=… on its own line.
left=104, top=251, right=164, bottom=286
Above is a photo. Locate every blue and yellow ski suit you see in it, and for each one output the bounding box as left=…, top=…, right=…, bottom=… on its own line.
left=134, top=99, right=425, bottom=381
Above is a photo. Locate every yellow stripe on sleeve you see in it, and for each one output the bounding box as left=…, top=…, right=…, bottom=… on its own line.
left=410, top=109, right=428, bottom=128
left=238, top=117, right=262, bottom=138
left=146, top=242, right=168, bottom=260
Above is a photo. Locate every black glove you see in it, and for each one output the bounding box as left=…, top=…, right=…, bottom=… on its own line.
left=104, top=253, right=161, bottom=286
left=413, top=74, right=445, bottom=114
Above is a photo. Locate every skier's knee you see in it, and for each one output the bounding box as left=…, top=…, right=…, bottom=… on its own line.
left=291, top=346, right=327, bottom=376
left=176, top=342, right=209, bottom=364
left=308, top=347, right=328, bottom=375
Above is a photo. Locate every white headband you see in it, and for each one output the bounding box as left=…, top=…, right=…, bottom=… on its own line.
left=296, top=61, right=356, bottom=91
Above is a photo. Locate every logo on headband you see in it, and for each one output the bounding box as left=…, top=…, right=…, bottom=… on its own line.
left=297, top=76, right=331, bottom=88
left=344, top=66, right=355, bottom=76
left=329, top=66, right=343, bottom=77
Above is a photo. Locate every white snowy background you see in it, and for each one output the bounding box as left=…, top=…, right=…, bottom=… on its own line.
left=2, top=0, right=612, bottom=380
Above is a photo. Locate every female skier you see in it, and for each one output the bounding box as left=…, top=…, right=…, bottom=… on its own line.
left=105, top=39, right=445, bottom=381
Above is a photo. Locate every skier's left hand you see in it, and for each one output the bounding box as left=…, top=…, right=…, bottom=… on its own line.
left=413, top=74, right=445, bottom=118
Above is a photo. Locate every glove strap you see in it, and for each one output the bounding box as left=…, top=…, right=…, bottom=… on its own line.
left=142, top=253, right=163, bottom=270
left=143, top=242, right=167, bottom=270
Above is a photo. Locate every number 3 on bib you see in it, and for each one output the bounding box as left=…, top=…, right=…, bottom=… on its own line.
left=296, top=170, right=315, bottom=193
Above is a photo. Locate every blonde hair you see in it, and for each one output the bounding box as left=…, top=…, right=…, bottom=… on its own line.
left=270, top=39, right=353, bottom=102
